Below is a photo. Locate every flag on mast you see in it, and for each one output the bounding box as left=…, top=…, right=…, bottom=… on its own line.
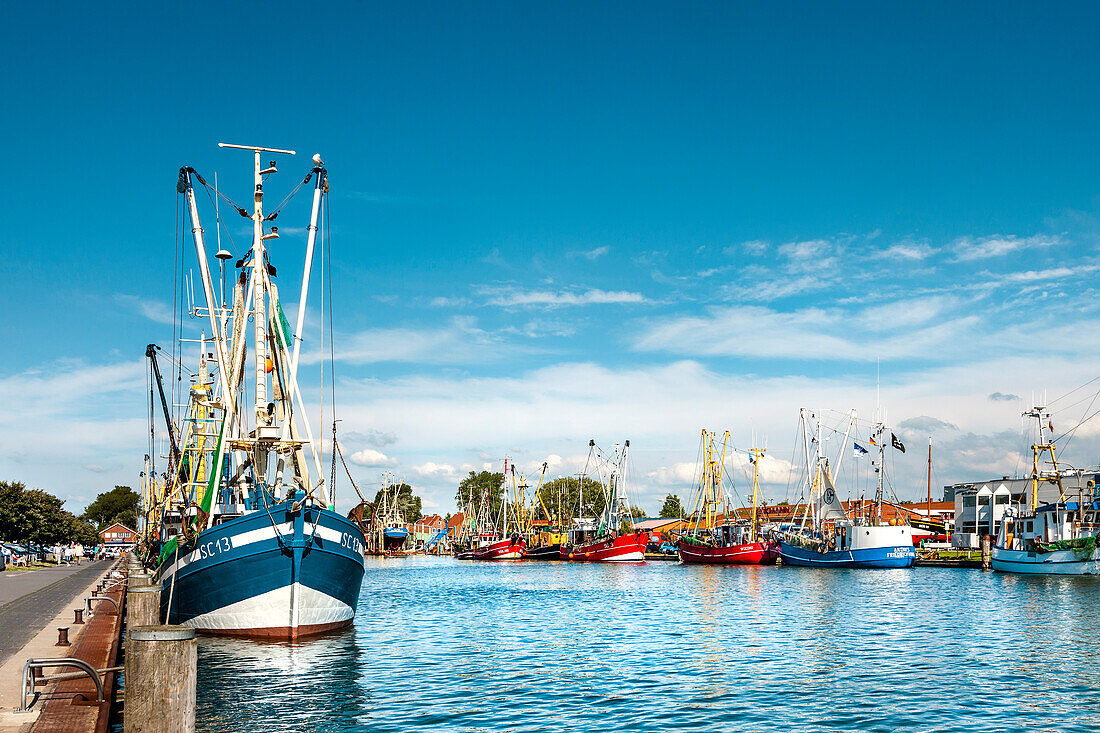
left=891, top=433, right=906, bottom=453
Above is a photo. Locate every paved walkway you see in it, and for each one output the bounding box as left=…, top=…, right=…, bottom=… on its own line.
left=0, top=559, right=113, bottom=667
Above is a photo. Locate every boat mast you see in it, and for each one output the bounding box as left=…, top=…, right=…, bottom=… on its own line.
left=749, top=445, right=765, bottom=542
left=875, top=424, right=885, bottom=524
left=926, top=437, right=932, bottom=521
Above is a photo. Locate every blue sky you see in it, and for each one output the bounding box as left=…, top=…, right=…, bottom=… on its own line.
left=3, top=2, right=1100, bottom=516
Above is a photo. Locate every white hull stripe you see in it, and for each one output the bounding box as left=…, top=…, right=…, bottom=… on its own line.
left=185, top=582, right=353, bottom=632
left=164, top=520, right=353, bottom=578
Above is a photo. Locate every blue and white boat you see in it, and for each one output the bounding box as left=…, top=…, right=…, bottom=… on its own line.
left=146, top=144, right=365, bottom=639
left=778, top=408, right=916, bottom=569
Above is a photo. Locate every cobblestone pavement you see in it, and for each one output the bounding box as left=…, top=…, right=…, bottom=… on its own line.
left=0, top=559, right=113, bottom=667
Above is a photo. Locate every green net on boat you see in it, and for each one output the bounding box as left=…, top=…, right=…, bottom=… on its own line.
left=1034, top=534, right=1099, bottom=558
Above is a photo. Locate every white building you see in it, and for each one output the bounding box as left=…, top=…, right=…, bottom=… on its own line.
left=949, top=471, right=1099, bottom=549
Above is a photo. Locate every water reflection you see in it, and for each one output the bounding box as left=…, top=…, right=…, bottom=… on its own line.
left=196, top=560, right=1100, bottom=733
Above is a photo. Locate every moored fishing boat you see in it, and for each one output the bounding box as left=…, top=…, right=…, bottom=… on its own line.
left=560, top=440, right=647, bottom=562
left=144, top=145, right=366, bottom=638
left=778, top=409, right=915, bottom=569
left=457, top=458, right=527, bottom=560
left=992, top=407, right=1100, bottom=574
left=676, top=430, right=778, bottom=565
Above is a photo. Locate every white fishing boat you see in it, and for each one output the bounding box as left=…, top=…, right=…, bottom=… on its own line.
left=993, top=407, right=1100, bottom=574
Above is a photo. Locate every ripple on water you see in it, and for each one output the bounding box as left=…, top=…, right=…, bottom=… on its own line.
left=195, top=558, right=1100, bottom=732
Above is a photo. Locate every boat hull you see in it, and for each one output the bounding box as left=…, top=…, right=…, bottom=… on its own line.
left=472, top=536, right=527, bottom=560
left=991, top=545, right=1100, bottom=575
left=156, top=501, right=366, bottom=639
left=523, top=543, right=562, bottom=560
left=677, top=540, right=779, bottom=565
left=561, top=532, right=647, bottom=562
left=383, top=528, right=408, bottom=551
left=779, top=540, right=915, bottom=568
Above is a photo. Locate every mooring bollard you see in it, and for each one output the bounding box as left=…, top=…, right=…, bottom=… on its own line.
left=125, top=625, right=196, bottom=733
left=127, top=585, right=162, bottom=627
left=74, top=609, right=84, bottom=624
left=981, top=534, right=992, bottom=569
left=56, top=627, right=69, bottom=647
left=129, top=573, right=152, bottom=588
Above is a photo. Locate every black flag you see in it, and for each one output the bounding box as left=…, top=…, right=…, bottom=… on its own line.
left=891, top=433, right=906, bottom=453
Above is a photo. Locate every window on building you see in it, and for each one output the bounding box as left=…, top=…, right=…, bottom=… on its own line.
left=994, top=494, right=1010, bottom=505
left=963, top=496, right=976, bottom=508
left=962, top=522, right=977, bottom=533
left=978, top=495, right=991, bottom=506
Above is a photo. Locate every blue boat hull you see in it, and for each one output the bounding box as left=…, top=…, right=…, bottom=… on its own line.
left=156, top=500, right=366, bottom=639
left=779, top=540, right=916, bottom=568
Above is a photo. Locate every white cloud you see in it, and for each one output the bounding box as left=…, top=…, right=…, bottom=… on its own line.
left=306, top=317, right=499, bottom=365
left=348, top=448, right=395, bottom=467
left=875, top=242, right=935, bottom=260
left=114, top=294, right=175, bottom=324
left=412, top=462, right=458, bottom=478
left=952, top=234, right=1060, bottom=262
left=487, top=288, right=646, bottom=307
left=570, top=246, right=610, bottom=260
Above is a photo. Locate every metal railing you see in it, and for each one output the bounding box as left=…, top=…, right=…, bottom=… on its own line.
left=84, top=596, right=119, bottom=616
left=18, top=658, right=104, bottom=711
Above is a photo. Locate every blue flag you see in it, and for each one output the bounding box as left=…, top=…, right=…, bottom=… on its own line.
left=853, top=443, right=869, bottom=457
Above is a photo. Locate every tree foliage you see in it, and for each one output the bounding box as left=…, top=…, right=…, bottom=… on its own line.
left=456, top=471, right=504, bottom=519
left=659, top=494, right=684, bottom=519
left=629, top=505, right=648, bottom=519
left=81, top=485, right=140, bottom=530
left=537, top=477, right=607, bottom=522
left=372, top=483, right=423, bottom=523
left=0, top=480, right=96, bottom=546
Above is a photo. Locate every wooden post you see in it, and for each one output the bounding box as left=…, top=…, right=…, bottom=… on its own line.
left=981, top=534, right=991, bottom=569
left=125, top=625, right=196, bottom=733
left=129, top=573, right=152, bottom=588
left=127, top=585, right=162, bottom=627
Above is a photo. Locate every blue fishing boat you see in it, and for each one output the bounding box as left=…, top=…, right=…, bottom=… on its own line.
left=145, top=144, right=365, bottom=638
left=383, top=526, right=409, bottom=550
left=778, top=409, right=916, bottom=569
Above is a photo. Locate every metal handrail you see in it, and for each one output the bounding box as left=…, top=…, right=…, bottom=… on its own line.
left=18, top=658, right=104, bottom=711
left=85, top=596, right=119, bottom=615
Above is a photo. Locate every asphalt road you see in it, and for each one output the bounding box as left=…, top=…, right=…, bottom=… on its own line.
left=0, top=558, right=113, bottom=667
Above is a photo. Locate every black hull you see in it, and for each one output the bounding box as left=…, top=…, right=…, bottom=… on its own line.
left=524, top=543, right=562, bottom=560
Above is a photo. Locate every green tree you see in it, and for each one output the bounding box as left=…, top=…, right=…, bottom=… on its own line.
left=0, top=480, right=88, bottom=546
left=63, top=513, right=98, bottom=545
left=456, top=471, right=504, bottom=519
left=629, top=505, right=648, bottom=519
left=81, top=482, right=139, bottom=528
left=81, top=485, right=140, bottom=530
left=659, top=494, right=684, bottom=519
left=373, top=483, right=422, bottom=523
left=537, top=477, right=607, bottom=522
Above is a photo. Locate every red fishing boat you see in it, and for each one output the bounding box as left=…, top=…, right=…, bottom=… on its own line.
left=457, top=458, right=528, bottom=561
left=677, top=526, right=779, bottom=564
left=560, top=530, right=647, bottom=561
left=675, top=431, right=778, bottom=565
left=472, top=534, right=527, bottom=560
left=559, top=440, right=647, bottom=563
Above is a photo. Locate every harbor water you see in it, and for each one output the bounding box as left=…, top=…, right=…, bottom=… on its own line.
left=196, top=557, right=1100, bottom=732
